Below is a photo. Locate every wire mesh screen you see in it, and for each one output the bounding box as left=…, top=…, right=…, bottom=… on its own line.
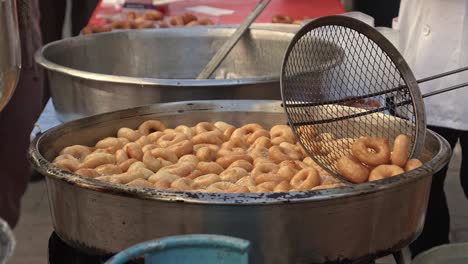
left=281, top=17, right=422, bottom=177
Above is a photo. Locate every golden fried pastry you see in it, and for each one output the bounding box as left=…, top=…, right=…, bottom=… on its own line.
left=54, top=120, right=421, bottom=193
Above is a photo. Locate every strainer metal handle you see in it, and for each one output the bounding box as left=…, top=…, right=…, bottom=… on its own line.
left=284, top=65, right=468, bottom=109
left=287, top=67, right=468, bottom=126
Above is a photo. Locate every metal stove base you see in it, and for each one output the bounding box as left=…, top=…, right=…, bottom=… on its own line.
left=48, top=232, right=140, bottom=264
left=47, top=232, right=406, bottom=264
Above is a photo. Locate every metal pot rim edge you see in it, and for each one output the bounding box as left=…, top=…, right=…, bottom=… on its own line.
left=28, top=100, right=452, bottom=205
left=34, top=25, right=298, bottom=87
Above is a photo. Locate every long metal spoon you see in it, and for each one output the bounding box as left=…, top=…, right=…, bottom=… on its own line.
left=196, top=0, right=271, bottom=80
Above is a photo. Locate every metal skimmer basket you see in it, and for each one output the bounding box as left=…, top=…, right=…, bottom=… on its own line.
left=281, top=16, right=426, bottom=179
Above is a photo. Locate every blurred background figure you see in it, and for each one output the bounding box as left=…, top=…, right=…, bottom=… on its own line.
left=38, top=0, right=99, bottom=108
left=347, top=0, right=468, bottom=258
left=353, top=0, right=400, bottom=27
left=40, top=0, right=100, bottom=43
left=396, top=0, right=468, bottom=258
left=0, top=0, right=44, bottom=227
left=341, top=0, right=401, bottom=27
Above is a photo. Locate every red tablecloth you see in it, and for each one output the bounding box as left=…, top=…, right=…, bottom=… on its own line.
left=89, top=0, right=345, bottom=26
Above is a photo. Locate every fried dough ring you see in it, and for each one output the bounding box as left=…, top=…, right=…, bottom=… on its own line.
left=231, top=123, right=264, bottom=142
left=199, top=18, right=214, bottom=26
left=228, top=160, right=253, bottom=172
left=186, top=169, right=204, bottom=180
left=148, top=170, right=181, bottom=184
left=168, top=140, right=193, bottom=158
left=368, top=164, right=404, bottom=181
left=54, top=158, right=80, bottom=172
left=138, top=120, right=166, bottom=135
left=219, top=167, right=248, bottom=183
left=157, top=132, right=187, bottom=148
left=95, top=164, right=122, bottom=176
left=214, top=121, right=235, bottom=132
left=141, top=144, right=158, bottom=153
left=142, top=151, right=162, bottom=172
left=221, top=136, right=249, bottom=150
left=75, top=168, right=99, bottom=178
left=147, top=131, right=164, bottom=144
left=195, top=122, right=222, bottom=135
left=269, top=144, right=302, bottom=163
left=123, top=142, right=143, bottom=161
left=144, top=10, right=163, bottom=21
left=159, top=162, right=196, bottom=177
left=197, top=161, right=224, bottom=175
left=290, top=168, right=320, bottom=190
left=192, top=174, right=221, bottom=189
left=272, top=14, right=293, bottom=24
left=255, top=181, right=277, bottom=192
left=170, top=16, right=185, bottom=26
left=95, top=137, right=123, bottom=154
left=196, top=146, right=218, bottom=162
left=405, top=159, right=423, bottom=172
left=171, top=178, right=193, bottom=191
left=117, top=128, right=142, bottom=142
left=153, top=180, right=172, bottom=189
left=255, top=173, right=285, bottom=184
left=175, top=125, right=193, bottom=139
left=192, top=131, right=224, bottom=145
left=391, top=134, right=410, bottom=167
left=296, top=125, right=319, bottom=139
left=150, top=148, right=178, bottom=164
left=236, top=176, right=257, bottom=192
left=206, top=182, right=249, bottom=193
left=273, top=180, right=291, bottom=192
left=59, top=145, right=92, bottom=161
left=249, top=146, right=269, bottom=160
left=119, top=158, right=138, bottom=172
left=270, top=125, right=296, bottom=145
left=216, top=154, right=253, bottom=169
left=135, top=136, right=151, bottom=148
left=81, top=152, right=116, bottom=169
left=253, top=157, right=275, bottom=166
left=250, top=136, right=272, bottom=150
left=251, top=163, right=279, bottom=177
left=352, top=137, right=391, bottom=166
left=178, top=154, right=199, bottom=165
left=336, top=156, right=369, bottom=183
left=126, top=178, right=155, bottom=188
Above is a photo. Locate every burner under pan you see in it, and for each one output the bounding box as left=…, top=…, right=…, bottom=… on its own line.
left=48, top=232, right=407, bottom=264
left=48, top=232, right=141, bottom=264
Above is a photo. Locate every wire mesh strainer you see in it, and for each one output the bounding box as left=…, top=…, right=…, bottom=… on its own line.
left=280, top=16, right=467, bottom=181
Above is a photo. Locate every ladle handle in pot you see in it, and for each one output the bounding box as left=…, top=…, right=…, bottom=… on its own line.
left=196, top=0, right=271, bottom=80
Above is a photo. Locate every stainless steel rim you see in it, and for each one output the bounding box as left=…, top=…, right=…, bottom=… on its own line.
left=28, top=100, right=450, bottom=205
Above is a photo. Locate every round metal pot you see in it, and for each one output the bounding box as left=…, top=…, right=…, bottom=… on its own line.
left=34, top=25, right=299, bottom=122
left=29, top=100, right=451, bottom=264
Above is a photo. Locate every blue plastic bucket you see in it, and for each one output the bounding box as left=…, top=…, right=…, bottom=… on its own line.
left=105, top=234, right=250, bottom=264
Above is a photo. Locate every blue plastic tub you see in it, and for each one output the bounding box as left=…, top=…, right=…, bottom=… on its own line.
left=105, top=234, right=250, bottom=264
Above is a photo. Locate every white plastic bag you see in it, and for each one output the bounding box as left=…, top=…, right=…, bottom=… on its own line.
left=0, top=218, right=15, bottom=264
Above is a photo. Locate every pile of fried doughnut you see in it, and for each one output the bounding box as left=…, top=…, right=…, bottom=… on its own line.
left=271, top=14, right=311, bottom=25
left=52, top=120, right=423, bottom=193
left=339, top=98, right=381, bottom=110
left=52, top=121, right=346, bottom=193
left=82, top=11, right=215, bottom=35
left=335, top=134, right=423, bottom=183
